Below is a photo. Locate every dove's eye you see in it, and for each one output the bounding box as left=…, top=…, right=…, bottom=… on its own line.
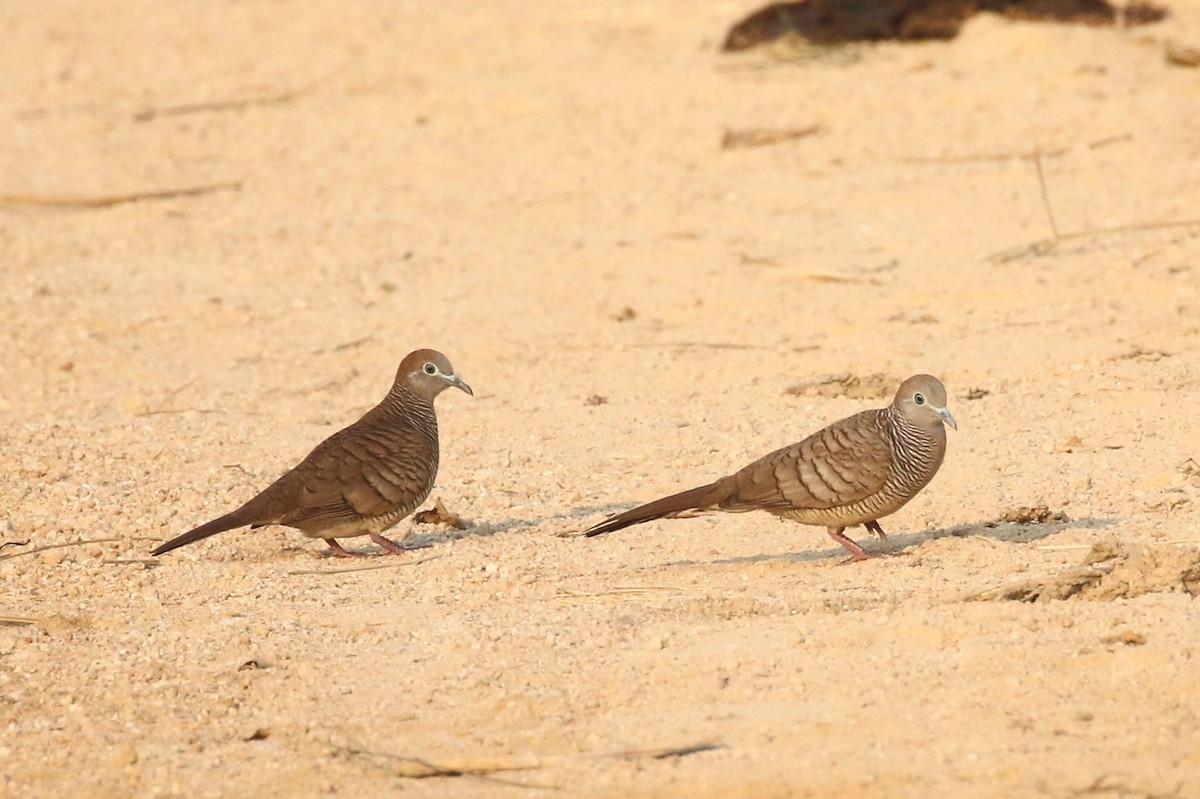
left=423, top=363, right=437, bottom=375
left=914, top=393, right=926, bottom=405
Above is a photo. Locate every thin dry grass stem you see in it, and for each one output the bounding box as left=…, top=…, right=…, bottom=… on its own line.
left=134, top=377, right=217, bottom=417
left=312, top=335, right=374, bottom=355
left=135, top=89, right=303, bottom=122
left=721, top=124, right=822, bottom=150
left=629, top=341, right=772, bottom=351
left=594, top=741, right=724, bottom=760
left=133, top=70, right=341, bottom=121
left=287, top=554, right=442, bottom=576
left=0, top=615, right=39, bottom=626
left=0, top=182, right=242, bottom=210
left=982, top=138, right=1200, bottom=262
left=1033, top=150, right=1061, bottom=241
left=340, top=739, right=721, bottom=782
left=556, top=586, right=684, bottom=599
left=1070, top=774, right=1186, bottom=799
left=803, top=273, right=879, bottom=285
left=336, top=744, right=551, bottom=787
left=1037, top=541, right=1200, bottom=551
left=987, top=219, right=1200, bottom=264
left=0, top=537, right=159, bottom=563
left=904, top=132, right=1131, bottom=164
left=392, top=755, right=540, bottom=781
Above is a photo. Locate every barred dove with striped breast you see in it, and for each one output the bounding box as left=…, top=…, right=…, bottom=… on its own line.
left=585, top=374, right=955, bottom=563
left=152, top=349, right=472, bottom=558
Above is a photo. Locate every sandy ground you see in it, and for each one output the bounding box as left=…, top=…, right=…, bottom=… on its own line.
left=3, top=1, right=1200, bottom=796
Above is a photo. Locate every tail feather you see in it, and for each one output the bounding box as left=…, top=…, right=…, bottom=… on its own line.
left=151, top=510, right=255, bottom=556
left=584, top=482, right=727, bottom=537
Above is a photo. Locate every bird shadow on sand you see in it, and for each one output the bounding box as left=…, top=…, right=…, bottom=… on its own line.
left=673, top=514, right=1116, bottom=567
left=461, top=502, right=631, bottom=538
left=287, top=502, right=630, bottom=557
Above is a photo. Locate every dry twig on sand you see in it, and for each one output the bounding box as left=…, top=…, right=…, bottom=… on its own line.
left=985, top=142, right=1200, bottom=262
left=0, top=537, right=159, bottom=563
left=287, top=554, right=442, bottom=576
left=987, top=219, right=1200, bottom=264
left=0, top=182, right=241, bottom=210
left=721, top=124, right=822, bottom=149
left=133, top=71, right=339, bottom=121
left=340, top=740, right=723, bottom=781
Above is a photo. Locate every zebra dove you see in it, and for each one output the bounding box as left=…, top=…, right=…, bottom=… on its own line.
left=152, top=349, right=472, bottom=558
left=585, top=374, right=955, bottom=563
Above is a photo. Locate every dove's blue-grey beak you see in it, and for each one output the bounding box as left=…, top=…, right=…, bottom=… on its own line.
left=450, top=375, right=473, bottom=396
left=937, top=406, right=957, bottom=431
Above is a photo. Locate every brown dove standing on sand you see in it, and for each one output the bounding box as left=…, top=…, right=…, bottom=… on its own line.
left=152, top=349, right=472, bottom=558
left=585, top=374, right=955, bottom=563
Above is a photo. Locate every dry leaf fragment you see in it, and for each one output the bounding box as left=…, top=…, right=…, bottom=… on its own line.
left=1182, top=564, right=1200, bottom=597
left=1165, top=40, right=1200, bottom=67
left=784, top=373, right=896, bottom=399
left=413, top=499, right=469, bottom=530
left=721, top=125, right=822, bottom=149
left=1100, top=629, right=1146, bottom=646
left=1056, top=436, right=1085, bottom=453
left=1000, top=505, right=1069, bottom=524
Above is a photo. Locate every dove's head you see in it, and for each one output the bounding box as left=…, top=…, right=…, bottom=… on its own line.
left=893, top=374, right=955, bottom=431
left=396, top=349, right=473, bottom=400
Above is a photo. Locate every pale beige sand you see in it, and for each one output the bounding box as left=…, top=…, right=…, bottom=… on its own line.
left=3, top=1, right=1200, bottom=796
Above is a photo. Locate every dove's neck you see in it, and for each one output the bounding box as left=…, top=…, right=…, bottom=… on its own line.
left=882, top=406, right=947, bottom=485
left=381, top=384, right=439, bottom=439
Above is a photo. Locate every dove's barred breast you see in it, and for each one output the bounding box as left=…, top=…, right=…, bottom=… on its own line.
left=353, top=393, right=441, bottom=533
left=289, top=389, right=442, bottom=539
left=773, top=404, right=947, bottom=529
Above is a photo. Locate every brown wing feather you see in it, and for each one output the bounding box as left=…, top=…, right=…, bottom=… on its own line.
left=247, top=418, right=437, bottom=530
left=719, top=410, right=891, bottom=513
